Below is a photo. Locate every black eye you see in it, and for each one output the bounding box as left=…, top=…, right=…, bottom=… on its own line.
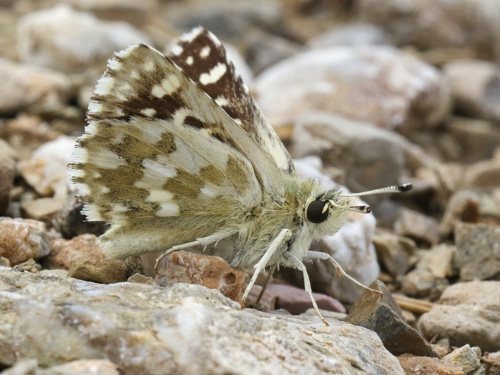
left=306, top=200, right=329, bottom=224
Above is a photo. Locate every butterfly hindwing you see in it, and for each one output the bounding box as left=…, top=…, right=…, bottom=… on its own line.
left=169, top=27, right=295, bottom=175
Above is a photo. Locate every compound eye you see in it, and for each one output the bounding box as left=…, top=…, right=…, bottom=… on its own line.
left=306, top=200, right=329, bottom=224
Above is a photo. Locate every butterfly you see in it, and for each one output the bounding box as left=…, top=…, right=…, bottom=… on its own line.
left=69, top=27, right=411, bottom=324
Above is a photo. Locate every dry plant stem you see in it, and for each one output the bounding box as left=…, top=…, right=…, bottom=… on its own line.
left=393, top=294, right=434, bottom=314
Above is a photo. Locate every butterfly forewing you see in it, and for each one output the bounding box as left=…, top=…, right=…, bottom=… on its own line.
left=70, top=44, right=284, bottom=225
left=169, top=27, right=295, bottom=175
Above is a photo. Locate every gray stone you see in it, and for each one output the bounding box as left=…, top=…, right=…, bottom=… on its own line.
left=0, top=59, right=71, bottom=116
left=0, top=218, right=51, bottom=265
left=17, top=4, right=150, bottom=73
left=308, top=23, right=391, bottom=49
left=443, top=345, right=483, bottom=375
left=440, top=190, right=481, bottom=238
left=0, top=140, right=16, bottom=215
left=416, top=244, right=455, bottom=279
left=346, top=281, right=437, bottom=357
left=464, top=158, right=500, bottom=190
left=419, top=281, right=500, bottom=352
left=394, top=208, right=440, bottom=246
left=3, top=359, right=119, bottom=375
left=290, top=112, right=431, bottom=194
left=372, top=233, right=417, bottom=278
left=17, top=135, right=75, bottom=198
left=401, top=269, right=446, bottom=300
left=256, top=45, right=449, bottom=133
left=444, top=60, right=500, bottom=123
left=455, top=222, right=500, bottom=281
left=357, top=0, right=500, bottom=60
left=0, top=267, right=405, bottom=374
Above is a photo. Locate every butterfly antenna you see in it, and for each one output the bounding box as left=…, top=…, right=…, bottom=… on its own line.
left=334, top=183, right=412, bottom=213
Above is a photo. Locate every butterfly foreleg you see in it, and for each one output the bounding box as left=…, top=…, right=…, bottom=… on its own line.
left=303, top=251, right=382, bottom=295
left=154, top=229, right=239, bottom=272
left=282, top=253, right=328, bottom=325
left=241, top=229, right=292, bottom=305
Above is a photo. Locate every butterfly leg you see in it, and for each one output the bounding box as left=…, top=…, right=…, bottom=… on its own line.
left=154, top=229, right=239, bottom=272
left=241, top=229, right=291, bottom=305
left=303, top=251, right=382, bottom=295
left=283, top=253, right=328, bottom=326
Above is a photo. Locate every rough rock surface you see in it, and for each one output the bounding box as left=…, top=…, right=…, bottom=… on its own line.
left=346, top=281, right=437, bottom=357
left=155, top=251, right=246, bottom=302
left=419, top=281, right=500, bottom=352
left=0, top=267, right=405, bottom=374
left=0, top=218, right=51, bottom=265
left=256, top=46, right=449, bottom=132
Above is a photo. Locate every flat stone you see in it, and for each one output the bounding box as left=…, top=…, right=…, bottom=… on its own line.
left=45, top=234, right=105, bottom=270
left=454, top=222, right=500, bottom=281
left=0, top=218, right=51, bottom=265
left=372, top=232, right=417, bottom=278
left=0, top=267, right=405, bottom=374
left=256, top=45, right=449, bottom=133
left=20, top=197, right=65, bottom=223
left=440, top=190, right=481, bottom=237
left=68, top=258, right=128, bottom=284
left=395, top=208, right=440, bottom=246
left=401, top=268, right=448, bottom=300
left=346, top=281, right=437, bottom=357
left=416, top=245, right=455, bottom=279
left=155, top=251, right=246, bottom=303
left=418, top=281, right=500, bottom=352
left=3, top=359, right=119, bottom=375
left=443, top=345, right=483, bottom=375
left=398, top=354, right=464, bottom=375
left=17, top=4, right=150, bottom=73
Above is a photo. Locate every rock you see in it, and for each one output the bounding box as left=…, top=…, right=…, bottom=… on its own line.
left=127, top=273, right=155, bottom=286
left=246, top=31, right=301, bottom=74
left=163, top=0, right=282, bottom=39
left=443, top=345, right=483, bottom=375
left=0, top=218, right=51, bottom=265
left=290, top=112, right=426, bottom=194
left=308, top=23, right=391, bottom=49
left=155, top=251, right=246, bottom=303
left=17, top=135, right=75, bottom=198
left=53, top=195, right=108, bottom=239
left=357, top=0, right=500, bottom=60
left=20, top=197, right=65, bottom=223
left=17, top=4, right=150, bottom=73
left=0, top=140, right=16, bottom=215
left=13, top=258, right=42, bottom=273
left=243, top=284, right=276, bottom=312
left=0, top=267, right=406, bottom=374
left=372, top=232, right=417, bottom=278
left=0, top=59, right=71, bottom=116
left=418, top=281, right=500, bottom=352
left=444, top=60, right=500, bottom=123
left=464, top=157, right=500, bottom=190
left=398, top=354, right=465, bottom=375
left=68, top=258, right=128, bottom=284
left=416, top=244, right=455, bottom=279
left=1, top=115, right=62, bottom=160
left=440, top=190, right=481, bottom=237
left=447, top=117, right=500, bottom=163
left=401, top=269, right=440, bottom=299
left=45, top=234, right=105, bottom=270
left=288, top=157, right=380, bottom=304
left=394, top=208, right=440, bottom=246
left=483, top=351, right=500, bottom=375
left=454, top=222, right=500, bottom=281
left=264, top=283, right=346, bottom=315
left=3, top=359, right=119, bottom=375
left=346, top=280, right=437, bottom=357
left=255, top=45, right=449, bottom=133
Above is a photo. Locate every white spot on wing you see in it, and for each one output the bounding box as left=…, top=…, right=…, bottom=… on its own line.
left=144, top=59, right=155, bottom=72
left=199, top=63, right=227, bottom=85
left=173, top=108, right=192, bottom=125
left=186, top=56, right=194, bottom=65
left=115, top=45, right=138, bottom=59
left=147, top=189, right=174, bottom=203
left=90, top=147, right=126, bottom=169
left=171, top=44, right=183, bottom=56
left=207, top=30, right=222, bottom=46
left=94, top=75, right=115, bottom=96
left=152, top=74, right=181, bottom=98
left=215, top=96, right=229, bottom=107
left=130, top=70, right=140, bottom=79
left=108, top=58, right=121, bottom=71
left=156, top=203, right=179, bottom=217
left=201, top=185, right=218, bottom=197
left=83, top=203, right=104, bottom=221
left=134, top=157, right=177, bottom=190
left=88, top=101, right=102, bottom=115
left=200, top=46, right=210, bottom=58
left=180, top=27, right=203, bottom=43
left=140, top=108, right=156, bottom=117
